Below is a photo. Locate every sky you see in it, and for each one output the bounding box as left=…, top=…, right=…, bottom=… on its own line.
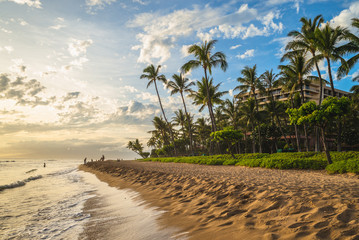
left=0, top=0, right=358, bottom=160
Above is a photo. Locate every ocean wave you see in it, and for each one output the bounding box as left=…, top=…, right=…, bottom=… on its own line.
left=0, top=175, right=43, bottom=192
left=25, top=169, right=37, bottom=174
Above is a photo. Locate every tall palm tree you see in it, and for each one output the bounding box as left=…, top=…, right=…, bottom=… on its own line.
left=286, top=15, right=325, bottom=105
left=140, top=64, right=177, bottom=154
left=167, top=73, right=195, bottom=154
left=172, top=109, right=186, bottom=136
left=279, top=51, right=313, bottom=151
left=239, top=98, right=266, bottom=153
left=222, top=98, right=240, bottom=130
left=181, top=40, right=228, bottom=132
left=315, top=23, right=349, bottom=152
left=151, top=116, right=170, bottom=146
left=315, top=22, right=348, bottom=97
left=190, top=77, right=227, bottom=114
left=235, top=65, right=265, bottom=153
left=338, top=18, right=359, bottom=78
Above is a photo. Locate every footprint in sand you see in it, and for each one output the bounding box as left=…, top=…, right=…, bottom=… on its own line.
left=336, top=208, right=353, bottom=223
left=313, top=220, right=329, bottom=229
left=315, top=227, right=331, bottom=239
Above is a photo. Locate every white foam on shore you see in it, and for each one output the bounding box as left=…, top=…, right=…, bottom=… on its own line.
left=79, top=171, right=188, bottom=240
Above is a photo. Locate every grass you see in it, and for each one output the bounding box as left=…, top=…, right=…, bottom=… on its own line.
left=142, top=151, right=359, bottom=174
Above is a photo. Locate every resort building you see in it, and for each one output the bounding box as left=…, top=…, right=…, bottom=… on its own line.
left=238, top=83, right=350, bottom=105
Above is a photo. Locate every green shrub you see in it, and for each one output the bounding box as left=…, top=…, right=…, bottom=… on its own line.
left=142, top=152, right=359, bottom=174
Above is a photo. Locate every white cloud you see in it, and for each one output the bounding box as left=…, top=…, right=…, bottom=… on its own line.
left=236, top=49, right=254, bottom=59
left=181, top=44, right=192, bottom=58
left=10, top=18, right=28, bottom=26
left=330, top=1, right=359, bottom=31
left=271, top=36, right=292, bottom=58
left=128, top=4, right=283, bottom=64
left=0, top=27, right=12, bottom=34
left=86, top=0, right=116, bottom=6
left=122, top=85, right=138, bottom=93
left=7, top=0, right=41, bottom=8
left=266, top=0, right=303, bottom=14
left=0, top=46, right=14, bottom=53
left=50, top=18, right=66, bottom=30
left=68, top=39, right=93, bottom=57
left=132, top=0, right=147, bottom=5
left=230, top=44, right=241, bottom=50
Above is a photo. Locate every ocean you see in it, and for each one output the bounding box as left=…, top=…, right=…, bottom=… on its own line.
left=0, top=159, right=187, bottom=240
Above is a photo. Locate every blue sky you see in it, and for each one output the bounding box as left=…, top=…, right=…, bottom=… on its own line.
left=0, top=0, right=358, bottom=159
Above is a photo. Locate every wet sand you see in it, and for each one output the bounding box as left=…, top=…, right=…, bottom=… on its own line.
left=80, top=160, right=359, bottom=240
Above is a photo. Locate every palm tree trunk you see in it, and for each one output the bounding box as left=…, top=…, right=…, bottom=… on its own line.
left=154, top=80, right=177, bottom=155
left=314, top=58, right=324, bottom=152
left=299, top=81, right=309, bottom=152
left=276, top=115, right=289, bottom=145
left=313, top=53, right=324, bottom=105
left=326, top=57, right=342, bottom=152
left=253, top=91, right=262, bottom=153
left=326, top=57, right=336, bottom=97
left=180, top=92, right=194, bottom=155
left=204, top=69, right=217, bottom=132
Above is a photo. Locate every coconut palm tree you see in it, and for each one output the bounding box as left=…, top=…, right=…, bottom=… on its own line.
left=181, top=40, right=228, bottom=132
left=151, top=116, right=170, bottom=146
left=172, top=109, right=186, bottom=136
left=239, top=98, right=266, bottom=153
left=315, top=23, right=350, bottom=152
left=338, top=18, right=359, bottom=78
left=141, top=64, right=177, bottom=154
left=190, top=77, right=227, bottom=115
left=314, top=22, right=348, bottom=97
left=279, top=51, right=314, bottom=151
left=195, top=117, right=211, bottom=151
left=286, top=15, right=325, bottom=105
left=167, top=73, right=195, bottom=154
left=235, top=65, right=265, bottom=152
left=222, top=98, right=240, bottom=130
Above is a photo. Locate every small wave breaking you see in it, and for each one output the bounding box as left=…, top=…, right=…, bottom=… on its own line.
left=25, top=169, right=37, bottom=174
left=0, top=175, right=43, bottom=192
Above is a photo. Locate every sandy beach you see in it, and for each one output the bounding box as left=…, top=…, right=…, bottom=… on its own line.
left=80, top=161, right=359, bottom=240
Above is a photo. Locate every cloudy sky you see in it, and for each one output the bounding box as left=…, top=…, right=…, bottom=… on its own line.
left=0, top=0, right=358, bottom=160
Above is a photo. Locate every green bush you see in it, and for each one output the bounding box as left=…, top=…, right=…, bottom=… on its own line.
left=143, top=151, right=359, bottom=174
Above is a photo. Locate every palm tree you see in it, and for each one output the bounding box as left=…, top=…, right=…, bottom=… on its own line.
left=151, top=116, right=170, bottom=146
left=195, top=117, right=211, bottom=151
left=190, top=77, right=227, bottom=115
left=181, top=40, right=228, bottom=132
left=338, top=18, right=359, bottom=78
left=279, top=51, right=314, bottom=151
left=172, top=109, right=186, bottom=136
left=350, top=75, right=359, bottom=94
left=315, top=23, right=350, bottom=152
left=286, top=15, right=325, bottom=105
left=315, top=22, right=348, bottom=97
left=239, top=98, right=266, bottom=153
left=235, top=65, right=265, bottom=153
left=167, top=73, right=195, bottom=154
left=140, top=64, right=177, bottom=154
left=222, top=98, right=240, bottom=130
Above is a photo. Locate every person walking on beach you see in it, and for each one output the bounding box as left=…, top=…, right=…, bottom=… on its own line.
left=84, top=157, right=87, bottom=164
left=43, top=163, right=46, bottom=167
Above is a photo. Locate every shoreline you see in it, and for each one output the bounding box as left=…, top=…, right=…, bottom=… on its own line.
left=80, top=161, right=359, bottom=239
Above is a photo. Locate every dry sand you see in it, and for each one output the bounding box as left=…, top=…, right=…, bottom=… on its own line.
left=80, top=160, right=359, bottom=240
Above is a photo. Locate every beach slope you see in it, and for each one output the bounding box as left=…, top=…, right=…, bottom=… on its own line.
left=80, top=160, right=359, bottom=240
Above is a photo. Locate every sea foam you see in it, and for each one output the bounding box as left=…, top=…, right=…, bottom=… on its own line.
left=0, top=175, right=43, bottom=191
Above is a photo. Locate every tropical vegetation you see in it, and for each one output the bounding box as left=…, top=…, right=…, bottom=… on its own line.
left=127, top=15, right=359, bottom=170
